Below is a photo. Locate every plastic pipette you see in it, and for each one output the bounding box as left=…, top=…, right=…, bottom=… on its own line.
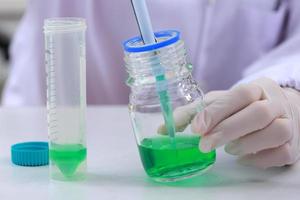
left=131, top=0, right=176, bottom=139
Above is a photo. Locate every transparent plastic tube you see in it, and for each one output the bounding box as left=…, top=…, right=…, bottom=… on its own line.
left=44, top=18, right=87, bottom=181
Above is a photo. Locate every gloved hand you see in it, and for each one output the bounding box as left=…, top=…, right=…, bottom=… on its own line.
left=158, top=78, right=300, bottom=168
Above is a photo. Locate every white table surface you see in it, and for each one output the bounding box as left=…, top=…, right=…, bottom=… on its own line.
left=0, top=106, right=299, bottom=200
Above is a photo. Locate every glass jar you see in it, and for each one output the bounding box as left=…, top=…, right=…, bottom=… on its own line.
left=123, top=30, right=216, bottom=182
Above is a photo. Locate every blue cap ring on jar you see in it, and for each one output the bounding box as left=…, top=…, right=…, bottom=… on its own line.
left=123, top=30, right=180, bottom=53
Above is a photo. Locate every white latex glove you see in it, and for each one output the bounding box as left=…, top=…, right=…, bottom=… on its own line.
left=159, top=78, right=300, bottom=168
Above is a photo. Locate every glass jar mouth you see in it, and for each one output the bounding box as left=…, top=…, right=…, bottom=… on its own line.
left=123, top=30, right=180, bottom=53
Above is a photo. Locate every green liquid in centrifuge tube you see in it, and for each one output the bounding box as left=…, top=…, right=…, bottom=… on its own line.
left=50, top=144, right=87, bottom=177
left=138, top=135, right=216, bottom=181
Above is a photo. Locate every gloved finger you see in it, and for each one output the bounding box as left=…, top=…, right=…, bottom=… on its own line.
left=157, top=99, right=203, bottom=134
left=192, top=84, right=263, bottom=136
left=202, top=90, right=228, bottom=105
left=238, top=143, right=295, bottom=169
left=225, top=118, right=292, bottom=156
left=198, top=99, right=285, bottom=152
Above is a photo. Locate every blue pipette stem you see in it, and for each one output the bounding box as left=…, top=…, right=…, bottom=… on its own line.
left=131, top=0, right=176, bottom=139
left=131, top=0, right=156, bottom=44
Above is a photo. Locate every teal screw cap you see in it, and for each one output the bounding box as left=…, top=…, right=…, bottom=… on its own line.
left=11, top=142, right=49, bottom=166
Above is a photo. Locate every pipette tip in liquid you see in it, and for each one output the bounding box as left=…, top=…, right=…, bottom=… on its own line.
left=131, top=0, right=176, bottom=142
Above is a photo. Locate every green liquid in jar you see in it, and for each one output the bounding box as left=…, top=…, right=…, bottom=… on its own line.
left=138, top=135, right=216, bottom=182
left=50, top=144, right=87, bottom=178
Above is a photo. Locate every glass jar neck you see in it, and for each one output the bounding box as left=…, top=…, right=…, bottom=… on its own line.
left=125, top=40, right=192, bottom=88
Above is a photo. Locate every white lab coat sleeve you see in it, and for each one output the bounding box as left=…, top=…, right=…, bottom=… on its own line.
left=1, top=0, right=52, bottom=106
left=238, top=0, right=300, bottom=91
